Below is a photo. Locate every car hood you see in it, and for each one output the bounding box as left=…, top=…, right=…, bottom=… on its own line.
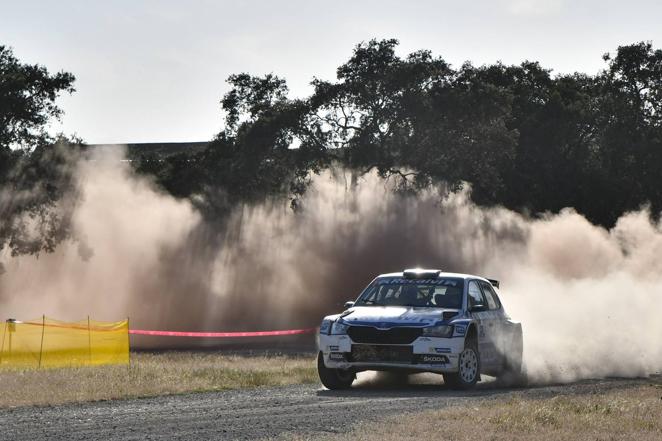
left=339, top=306, right=458, bottom=328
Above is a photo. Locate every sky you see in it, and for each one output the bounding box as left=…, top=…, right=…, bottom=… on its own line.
left=1, top=0, right=661, bottom=144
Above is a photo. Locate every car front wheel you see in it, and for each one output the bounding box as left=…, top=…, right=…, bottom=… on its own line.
left=443, top=339, right=480, bottom=389
left=317, top=351, right=355, bottom=390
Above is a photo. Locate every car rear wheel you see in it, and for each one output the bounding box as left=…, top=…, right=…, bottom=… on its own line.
left=317, top=352, right=355, bottom=390
left=443, top=338, right=480, bottom=389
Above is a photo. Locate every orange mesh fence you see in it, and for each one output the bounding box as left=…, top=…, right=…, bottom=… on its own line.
left=0, top=316, right=129, bottom=369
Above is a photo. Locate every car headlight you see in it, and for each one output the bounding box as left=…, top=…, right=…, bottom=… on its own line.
left=422, top=324, right=453, bottom=338
left=330, top=321, right=349, bottom=335
left=319, top=319, right=332, bottom=335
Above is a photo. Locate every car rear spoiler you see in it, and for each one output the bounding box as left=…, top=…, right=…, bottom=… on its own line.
left=487, top=278, right=500, bottom=288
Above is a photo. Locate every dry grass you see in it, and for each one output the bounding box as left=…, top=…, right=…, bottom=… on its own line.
left=288, top=380, right=662, bottom=441
left=0, top=351, right=317, bottom=408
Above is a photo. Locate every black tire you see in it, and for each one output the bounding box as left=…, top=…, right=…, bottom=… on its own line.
left=443, top=337, right=480, bottom=390
left=498, top=327, right=527, bottom=387
left=317, top=352, right=355, bottom=390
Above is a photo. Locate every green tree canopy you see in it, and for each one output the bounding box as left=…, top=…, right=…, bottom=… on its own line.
left=0, top=46, right=79, bottom=257
left=4, top=40, right=662, bottom=258
left=144, top=39, right=662, bottom=228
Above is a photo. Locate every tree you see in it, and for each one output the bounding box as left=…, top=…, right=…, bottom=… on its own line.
left=0, top=46, right=75, bottom=151
left=136, top=72, right=330, bottom=216
left=300, top=39, right=518, bottom=202
left=0, top=45, right=78, bottom=257
left=593, top=42, right=662, bottom=223
left=140, top=39, right=662, bottom=228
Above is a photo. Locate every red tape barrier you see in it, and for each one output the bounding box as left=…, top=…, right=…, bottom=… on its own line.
left=129, top=327, right=318, bottom=338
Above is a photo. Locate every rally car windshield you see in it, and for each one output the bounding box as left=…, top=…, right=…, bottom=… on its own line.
left=355, top=277, right=464, bottom=309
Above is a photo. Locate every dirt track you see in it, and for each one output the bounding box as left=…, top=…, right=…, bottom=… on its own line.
left=0, top=375, right=656, bottom=441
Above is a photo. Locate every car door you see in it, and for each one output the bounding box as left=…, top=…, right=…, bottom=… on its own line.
left=467, top=280, right=499, bottom=369
left=478, top=280, right=507, bottom=367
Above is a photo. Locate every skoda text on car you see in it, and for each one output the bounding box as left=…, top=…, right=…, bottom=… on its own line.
left=317, top=269, right=523, bottom=389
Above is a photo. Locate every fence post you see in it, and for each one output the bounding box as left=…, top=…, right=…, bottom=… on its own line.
left=38, top=315, right=45, bottom=369
left=88, top=316, right=92, bottom=365
left=7, top=320, right=13, bottom=357
left=0, top=321, right=6, bottom=365
left=126, top=317, right=131, bottom=366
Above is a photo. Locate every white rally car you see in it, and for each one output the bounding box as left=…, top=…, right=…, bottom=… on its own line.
left=317, top=269, right=523, bottom=389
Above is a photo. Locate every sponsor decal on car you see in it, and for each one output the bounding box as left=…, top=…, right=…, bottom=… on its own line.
left=376, top=278, right=461, bottom=286
left=420, top=355, right=448, bottom=364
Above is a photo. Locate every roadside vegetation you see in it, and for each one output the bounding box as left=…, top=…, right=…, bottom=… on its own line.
left=3, top=41, right=662, bottom=258
left=286, top=380, right=662, bottom=441
left=0, top=351, right=317, bottom=408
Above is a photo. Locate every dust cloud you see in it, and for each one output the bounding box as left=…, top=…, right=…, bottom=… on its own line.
left=0, top=147, right=660, bottom=382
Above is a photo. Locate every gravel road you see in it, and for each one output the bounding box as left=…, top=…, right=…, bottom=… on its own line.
left=0, top=375, right=655, bottom=441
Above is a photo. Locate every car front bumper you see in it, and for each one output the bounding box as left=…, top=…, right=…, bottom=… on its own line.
left=318, top=333, right=464, bottom=373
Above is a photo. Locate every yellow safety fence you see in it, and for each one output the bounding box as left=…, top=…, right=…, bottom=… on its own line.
left=0, top=316, right=129, bottom=369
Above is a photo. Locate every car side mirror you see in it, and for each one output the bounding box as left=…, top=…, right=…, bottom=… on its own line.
left=470, top=304, right=486, bottom=312
left=344, top=301, right=355, bottom=309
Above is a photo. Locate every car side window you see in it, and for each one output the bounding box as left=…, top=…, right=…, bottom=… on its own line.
left=467, top=281, right=485, bottom=308
left=479, top=281, right=502, bottom=310
left=491, top=291, right=502, bottom=309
